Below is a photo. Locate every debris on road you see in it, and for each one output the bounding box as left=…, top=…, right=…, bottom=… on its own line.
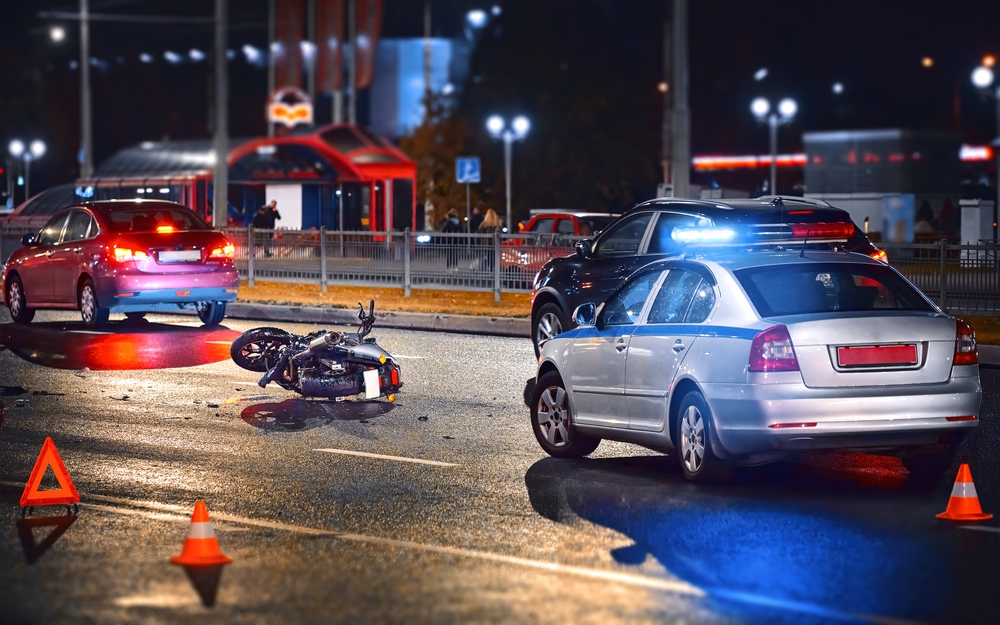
left=207, top=403, right=219, bottom=408
left=74, top=368, right=90, bottom=378
left=417, top=416, right=429, bottom=422
left=111, top=395, right=130, bottom=401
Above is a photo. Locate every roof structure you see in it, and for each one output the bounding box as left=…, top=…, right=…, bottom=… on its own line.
left=92, top=139, right=245, bottom=179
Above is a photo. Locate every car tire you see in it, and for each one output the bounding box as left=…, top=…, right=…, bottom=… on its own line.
left=533, top=303, right=567, bottom=357
left=901, top=446, right=958, bottom=485
left=530, top=370, right=600, bottom=458
left=79, top=279, right=109, bottom=328
left=230, top=327, right=293, bottom=372
left=124, top=312, right=147, bottom=322
left=675, top=390, right=730, bottom=482
left=6, top=276, right=34, bottom=324
left=197, top=301, right=226, bottom=326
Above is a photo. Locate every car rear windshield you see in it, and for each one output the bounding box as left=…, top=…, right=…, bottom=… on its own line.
left=100, top=207, right=210, bottom=233
left=734, top=262, right=934, bottom=317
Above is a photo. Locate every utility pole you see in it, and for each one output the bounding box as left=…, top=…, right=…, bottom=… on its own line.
left=660, top=12, right=671, bottom=194
left=267, top=0, right=275, bottom=137
left=213, top=0, right=229, bottom=228
left=307, top=0, right=316, bottom=116
left=424, top=0, right=432, bottom=97
left=348, top=0, right=357, bottom=124
left=669, top=0, right=690, bottom=199
left=79, top=0, right=93, bottom=178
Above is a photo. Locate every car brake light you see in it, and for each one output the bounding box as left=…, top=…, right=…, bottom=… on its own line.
left=788, top=223, right=854, bottom=239
left=869, top=249, right=888, bottom=263
left=208, top=242, right=236, bottom=259
left=749, top=325, right=799, bottom=372
left=955, top=320, right=978, bottom=365
left=156, top=225, right=175, bottom=233
left=113, top=247, right=148, bottom=262
left=391, top=368, right=399, bottom=385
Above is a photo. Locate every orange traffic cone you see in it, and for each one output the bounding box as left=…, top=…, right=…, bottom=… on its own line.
left=936, top=464, right=993, bottom=522
left=170, top=501, right=233, bottom=566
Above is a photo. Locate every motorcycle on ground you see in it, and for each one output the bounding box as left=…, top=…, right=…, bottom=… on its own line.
left=229, top=300, right=402, bottom=401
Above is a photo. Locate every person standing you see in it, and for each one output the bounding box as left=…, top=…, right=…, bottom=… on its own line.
left=253, top=200, right=282, bottom=257
left=441, top=208, right=462, bottom=268
left=477, top=208, right=503, bottom=271
left=469, top=206, right=484, bottom=234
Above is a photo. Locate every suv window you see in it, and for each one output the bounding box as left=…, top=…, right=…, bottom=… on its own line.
left=555, top=218, right=576, bottom=234
left=648, top=269, right=716, bottom=323
left=529, top=218, right=554, bottom=232
left=646, top=212, right=707, bottom=255
left=594, top=213, right=653, bottom=258
left=600, top=271, right=660, bottom=326
left=64, top=211, right=95, bottom=242
left=37, top=212, right=70, bottom=246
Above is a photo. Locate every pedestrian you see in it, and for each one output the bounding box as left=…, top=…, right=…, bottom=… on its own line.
left=477, top=208, right=503, bottom=271
left=253, top=200, right=282, bottom=257
left=440, top=208, right=462, bottom=268
left=469, top=206, right=484, bottom=234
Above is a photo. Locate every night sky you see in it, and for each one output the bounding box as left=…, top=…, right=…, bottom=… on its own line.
left=1, top=0, right=998, bottom=207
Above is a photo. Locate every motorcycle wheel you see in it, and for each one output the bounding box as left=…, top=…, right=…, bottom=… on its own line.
left=230, top=327, right=293, bottom=372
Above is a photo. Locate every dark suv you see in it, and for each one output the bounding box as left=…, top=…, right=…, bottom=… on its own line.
left=530, top=196, right=883, bottom=355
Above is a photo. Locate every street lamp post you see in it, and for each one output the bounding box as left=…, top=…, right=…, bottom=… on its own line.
left=971, top=64, right=1000, bottom=215
left=751, top=96, right=797, bottom=195
left=9, top=139, right=46, bottom=201
left=486, top=115, right=530, bottom=235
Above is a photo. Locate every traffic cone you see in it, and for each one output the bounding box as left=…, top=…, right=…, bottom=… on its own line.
left=170, top=501, right=233, bottom=566
left=936, top=464, right=993, bottom=522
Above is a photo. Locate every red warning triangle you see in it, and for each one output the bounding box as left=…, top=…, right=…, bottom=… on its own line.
left=20, top=437, right=80, bottom=507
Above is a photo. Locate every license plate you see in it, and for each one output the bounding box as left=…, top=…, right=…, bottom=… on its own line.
left=838, top=344, right=917, bottom=367
left=158, top=250, right=201, bottom=263
left=363, top=369, right=380, bottom=399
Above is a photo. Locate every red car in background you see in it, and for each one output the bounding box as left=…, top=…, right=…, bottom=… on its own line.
left=500, top=211, right=619, bottom=287
left=3, top=200, right=238, bottom=327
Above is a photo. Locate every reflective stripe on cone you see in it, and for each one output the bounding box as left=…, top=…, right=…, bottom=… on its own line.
left=170, top=501, right=233, bottom=566
left=937, top=464, right=993, bottom=522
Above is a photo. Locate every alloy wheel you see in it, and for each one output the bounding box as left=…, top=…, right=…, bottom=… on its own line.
left=80, top=286, right=96, bottom=324
left=9, top=282, right=22, bottom=318
left=536, top=312, right=563, bottom=347
left=680, top=405, right=706, bottom=474
left=536, top=385, right=571, bottom=447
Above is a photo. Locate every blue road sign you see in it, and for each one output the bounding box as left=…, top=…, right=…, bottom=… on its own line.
left=456, top=157, right=481, bottom=184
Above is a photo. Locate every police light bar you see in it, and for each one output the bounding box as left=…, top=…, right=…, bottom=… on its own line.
left=671, top=227, right=738, bottom=244
left=671, top=222, right=854, bottom=248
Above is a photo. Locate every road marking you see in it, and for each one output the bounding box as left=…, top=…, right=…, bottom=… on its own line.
left=314, top=448, right=458, bottom=467
left=391, top=355, right=425, bottom=360
left=67, top=330, right=110, bottom=335
left=12, top=485, right=700, bottom=597
left=959, top=525, right=1000, bottom=534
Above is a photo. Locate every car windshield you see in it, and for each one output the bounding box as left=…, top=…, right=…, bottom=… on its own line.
left=99, top=206, right=210, bottom=233
left=734, top=262, right=934, bottom=317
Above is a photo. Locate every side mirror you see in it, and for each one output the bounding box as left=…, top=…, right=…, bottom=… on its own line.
left=572, top=302, right=597, bottom=328
left=21, top=234, right=36, bottom=246
left=575, top=239, right=591, bottom=258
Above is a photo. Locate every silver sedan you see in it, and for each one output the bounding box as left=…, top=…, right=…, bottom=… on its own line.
left=531, top=250, right=981, bottom=482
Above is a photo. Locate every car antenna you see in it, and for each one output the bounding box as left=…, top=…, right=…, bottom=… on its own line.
left=800, top=227, right=811, bottom=258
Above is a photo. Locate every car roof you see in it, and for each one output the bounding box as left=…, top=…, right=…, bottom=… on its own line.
left=627, top=196, right=850, bottom=224
left=528, top=211, right=620, bottom=219
left=636, top=248, right=883, bottom=275
left=81, top=199, right=188, bottom=210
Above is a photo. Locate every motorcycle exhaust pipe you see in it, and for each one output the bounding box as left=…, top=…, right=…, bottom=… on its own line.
left=299, top=371, right=364, bottom=398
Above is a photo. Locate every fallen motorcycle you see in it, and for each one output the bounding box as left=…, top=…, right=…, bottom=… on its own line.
left=229, top=300, right=401, bottom=400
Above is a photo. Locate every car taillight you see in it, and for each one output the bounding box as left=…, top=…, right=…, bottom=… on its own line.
left=113, top=247, right=148, bottom=262
left=748, top=324, right=799, bottom=372
left=868, top=248, right=888, bottom=263
left=208, top=242, right=236, bottom=260
left=955, top=319, right=978, bottom=365
left=788, top=222, right=854, bottom=239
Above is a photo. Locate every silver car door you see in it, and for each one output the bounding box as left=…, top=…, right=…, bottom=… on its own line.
left=570, top=270, right=660, bottom=428
left=626, top=269, right=716, bottom=432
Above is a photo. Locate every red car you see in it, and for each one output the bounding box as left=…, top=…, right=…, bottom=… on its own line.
left=3, top=200, right=238, bottom=327
left=500, top=211, right=619, bottom=285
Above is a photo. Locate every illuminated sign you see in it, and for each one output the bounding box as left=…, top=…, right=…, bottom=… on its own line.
left=267, top=87, right=313, bottom=128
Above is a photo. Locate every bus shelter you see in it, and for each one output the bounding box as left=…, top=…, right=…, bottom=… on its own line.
left=75, top=124, right=417, bottom=232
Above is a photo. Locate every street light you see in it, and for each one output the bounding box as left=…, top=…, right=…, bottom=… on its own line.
left=9, top=139, right=45, bottom=201
left=971, top=63, right=1000, bottom=218
left=486, top=115, right=531, bottom=235
left=50, top=26, right=65, bottom=42
left=751, top=96, right=797, bottom=195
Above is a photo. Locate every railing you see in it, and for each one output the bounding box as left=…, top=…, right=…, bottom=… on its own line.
left=221, top=227, right=588, bottom=299
left=4, top=223, right=999, bottom=313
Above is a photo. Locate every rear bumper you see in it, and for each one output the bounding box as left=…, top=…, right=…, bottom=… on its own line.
left=96, top=267, right=239, bottom=312
left=702, top=372, right=981, bottom=457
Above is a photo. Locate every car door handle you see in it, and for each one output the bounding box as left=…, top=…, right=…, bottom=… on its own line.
left=615, top=338, right=628, bottom=352
left=673, top=339, right=686, bottom=352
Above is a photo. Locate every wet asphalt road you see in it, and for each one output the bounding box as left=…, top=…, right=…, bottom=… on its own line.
left=2, top=310, right=1000, bottom=624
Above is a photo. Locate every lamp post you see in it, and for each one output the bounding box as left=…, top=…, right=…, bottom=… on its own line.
left=9, top=139, right=46, bottom=201
left=486, top=115, right=530, bottom=235
left=971, top=63, right=1000, bottom=211
left=751, top=96, right=797, bottom=195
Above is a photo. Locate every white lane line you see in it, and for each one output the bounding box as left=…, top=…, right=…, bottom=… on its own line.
left=61, top=493, right=703, bottom=596
left=391, top=355, right=425, bottom=360
left=67, top=330, right=110, bottom=335
left=313, top=448, right=458, bottom=467
left=959, top=525, right=1000, bottom=533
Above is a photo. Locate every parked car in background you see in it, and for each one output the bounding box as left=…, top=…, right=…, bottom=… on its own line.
left=3, top=200, right=238, bottom=327
left=500, top=211, right=619, bottom=288
left=530, top=196, right=886, bottom=355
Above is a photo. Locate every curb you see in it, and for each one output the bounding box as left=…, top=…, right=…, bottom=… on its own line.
left=174, top=302, right=531, bottom=338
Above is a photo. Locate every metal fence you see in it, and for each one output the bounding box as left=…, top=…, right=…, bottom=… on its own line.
left=4, top=222, right=1000, bottom=313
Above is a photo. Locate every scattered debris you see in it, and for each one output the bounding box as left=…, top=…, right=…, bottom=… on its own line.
left=74, top=368, right=91, bottom=378
left=443, top=436, right=455, bottom=440
left=359, top=419, right=370, bottom=424
left=111, top=395, right=130, bottom=401
left=15, top=400, right=27, bottom=407
left=2, top=386, right=28, bottom=396
left=235, top=388, right=244, bottom=391
left=417, top=416, right=429, bottom=422
left=193, top=400, right=203, bottom=404
left=32, top=390, right=64, bottom=396
left=486, top=414, right=492, bottom=418
left=184, top=417, right=192, bottom=420
left=207, top=403, right=219, bottom=408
